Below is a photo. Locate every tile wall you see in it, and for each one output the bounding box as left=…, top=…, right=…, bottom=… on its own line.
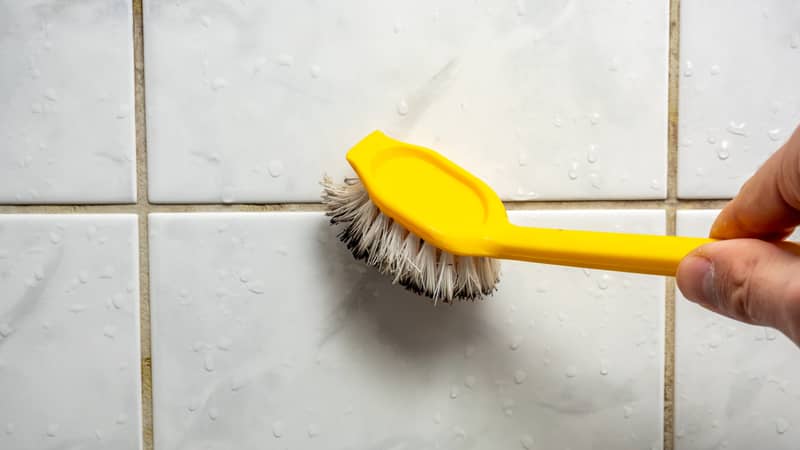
left=1, top=1, right=799, bottom=449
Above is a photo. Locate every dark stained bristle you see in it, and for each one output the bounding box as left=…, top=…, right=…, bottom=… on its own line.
left=321, top=176, right=500, bottom=304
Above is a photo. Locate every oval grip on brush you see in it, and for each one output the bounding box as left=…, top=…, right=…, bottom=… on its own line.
left=491, top=225, right=800, bottom=276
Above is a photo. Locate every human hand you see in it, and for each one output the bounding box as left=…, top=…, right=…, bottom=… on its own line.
left=676, top=124, right=800, bottom=345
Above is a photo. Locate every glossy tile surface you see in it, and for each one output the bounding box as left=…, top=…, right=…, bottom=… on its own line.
left=678, top=0, right=800, bottom=198
left=150, top=210, right=665, bottom=450
left=675, top=210, right=800, bottom=449
left=144, top=0, right=668, bottom=203
left=0, top=0, right=136, bottom=204
left=0, top=214, right=142, bottom=450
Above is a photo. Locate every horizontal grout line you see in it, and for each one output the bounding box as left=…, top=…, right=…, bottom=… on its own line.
left=0, top=199, right=731, bottom=214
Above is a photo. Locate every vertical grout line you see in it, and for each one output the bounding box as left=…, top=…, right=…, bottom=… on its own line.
left=664, top=0, right=680, bottom=449
left=132, top=0, right=153, bottom=449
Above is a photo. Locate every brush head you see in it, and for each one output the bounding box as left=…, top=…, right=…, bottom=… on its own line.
left=322, top=176, right=501, bottom=303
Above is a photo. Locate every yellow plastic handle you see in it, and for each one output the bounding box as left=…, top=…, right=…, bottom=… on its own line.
left=491, top=225, right=800, bottom=276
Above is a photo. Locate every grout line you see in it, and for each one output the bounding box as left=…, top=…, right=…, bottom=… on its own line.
left=132, top=1, right=154, bottom=449
left=664, top=0, right=681, bottom=448
left=0, top=199, right=731, bottom=214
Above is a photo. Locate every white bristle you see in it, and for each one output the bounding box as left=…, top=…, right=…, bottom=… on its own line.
left=321, top=176, right=500, bottom=303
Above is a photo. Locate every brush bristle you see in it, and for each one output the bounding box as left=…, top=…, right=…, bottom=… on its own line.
left=321, top=176, right=500, bottom=303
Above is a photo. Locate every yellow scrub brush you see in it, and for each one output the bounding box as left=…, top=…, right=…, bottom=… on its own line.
left=321, top=131, right=800, bottom=303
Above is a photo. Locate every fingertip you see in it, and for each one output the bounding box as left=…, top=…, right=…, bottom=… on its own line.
left=676, top=254, right=714, bottom=308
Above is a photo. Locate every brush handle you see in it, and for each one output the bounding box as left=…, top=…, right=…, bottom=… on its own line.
left=491, top=225, right=800, bottom=276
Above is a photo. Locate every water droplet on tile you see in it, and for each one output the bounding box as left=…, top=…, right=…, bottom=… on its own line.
left=568, top=161, right=579, bottom=180
left=502, top=398, right=515, bottom=416
left=517, top=150, right=529, bottom=166
left=396, top=99, right=409, bottom=116
left=0, top=323, right=14, bottom=338
left=586, top=145, right=598, bottom=163
left=765, top=328, right=778, bottom=341
left=791, top=32, right=800, bottom=49
left=268, top=160, right=285, bottom=177
left=103, top=325, right=116, bottom=338
left=307, top=423, right=320, bottom=437
left=727, top=121, right=747, bottom=136
left=683, top=60, right=693, bottom=77
left=768, top=128, right=782, bottom=142
left=310, top=65, right=321, bottom=78
left=515, top=0, right=527, bottom=16
left=600, top=360, right=609, bottom=375
left=717, top=141, right=730, bottom=160
left=597, top=274, right=610, bottom=290
left=453, top=426, right=466, bottom=439
left=509, top=335, right=523, bottom=350
left=69, top=303, right=88, bottom=313
left=217, top=337, right=232, bottom=350
left=710, top=64, right=721, bottom=75
left=231, top=374, right=247, bottom=391
left=520, top=434, right=534, bottom=449
left=272, top=421, right=285, bottom=438
left=116, top=103, right=130, bottom=119
left=208, top=407, right=219, bottom=420
left=277, top=53, right=294, bottom=67
left=553, top=115, right=563, bottom=127
left=31, top=102, right=43, bottom=114
left=557, top=312, right=567, bottom=322
left=204, top=353, right=215, bottom=372
left=776, top=417, right=789, bottom=434
left=116, top=413, right=128, bottom=425
left=5, top=423, right=14, bottom=435
left=708, top=334, right=722, bottom=349
left=462, top=375, right=477, bottom=389
left=650, top=179, right=660, bottom=191
left=49, top=232, right=62, bottom=244
left=78, top=270, right=90, bottom=284
left=464, top=344, right=476, bottom=358
left=211, top=78, right=228, bottom=90
left=46, top=424, right=59, bottom=437
left=590, top=172, right=601, bottom=188
left=565, top=365, right=577, bottom=378
left=623, top=405, right=633, bottom=419
left=187, top=397, right=202, bottom=412
left=201, top=15, right=211, bottom=27
left=514, top=369, right=527, bottom=384
left=449, top=385, right=460, bottom=399
left=32, top=268, right=44, bottom=281
left=221, top=186, right=234, bottom=203
left=433, top=412, right=442, bottom=424
left=608, top=57, right=620, bottom=72
left=247, top=280, right=265, bottom=294
left=711, top=419, right=720, bottom=429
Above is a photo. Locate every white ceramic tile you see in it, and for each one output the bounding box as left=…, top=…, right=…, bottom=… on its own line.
left=150, top=210, right=665, bottom=449
left=0, top=1, right=136, bottom=204
left=677, top=1, right=800, bottom=199
left=0, top=214, right=141, bottom=449
left=675, top=210, right=800, bottom=449
left=144, top=0, right=668, bottom=203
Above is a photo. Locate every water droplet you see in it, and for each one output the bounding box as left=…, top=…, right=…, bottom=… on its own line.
left=727, top=121, right=747, bottom=136
left=103, top=325, right=116, bottom=338
left=553, top=115, right=563, bottom=127
left=590, top=172, right=601, bottom=188
left=568, top=162, right=579, bottom=180
left=211, top=78, right=228, bottom=91
left=0, top=324, right=14, bottom=338
left=230, top=374, right=247, bottom=391
left=650, top=179, right=660, bottom=191
left=710, top=64, right=721, bottom=75
left=187, top=397, right=202, bottom=412
left=396, top=99, right=409, bottom=116
left=49, top=231, right=62, bottom=244
left=277, top=54, right=294, bottom=67
left=517, top=150, right=529, bottom=166
left=307, top=424, right=320, bottom=437
left=246, top=280, right=265, bottom=294
left=509, top=335, right=523, bottom=350
left=464, top=375, right=477, bottom=389
left=464, top=344, right=476, bottom=358
left=565, top=365, right=577, bottom=378
left=520, top=435, right=534, bottom=449
left=717, top=140, right=730, bottom=160
left=623, top=405, right=633, bottom=419
left=502, top=399, right=515, bottom=416
left=711, top=419, right=720, bottom=429
left=515, top=0, right=527, bottom=16
left=69, top=304, right=88, bottom=313
left=204, top=353, right=215, bottom=372
left=31, top=102, right=43, bottom=114
left=776, top=417, right=789, bottom=434
left=78, top=270, right=89, bottom=283
left=597, top=274, right=610, bottom=290
left=609, top=57, right=620, bottom=72
left=272, top=421, right=285, bottom=438
left=433, top=412, right=442, bottom=424
left=514, top=369, right=527, bottom=384
left=201, top=16, right=211, bottom=27
left=765, top=328, right=778, bottom=341
left=453, top=426, right=466, bottom=439
left=208, top=407, right=219, bottom=420
left=221, top=186, right=234, bottom=203
left=449, top=385, right=460, bottom=399
left=600, top=360, right=609, bottom=376
left=217, top=337, right=232, bottom=350
left=683, top=60, right=694, bottom=77
left=5, top=423, right=14, bottom=435
left=791, top=32, right=800, bottom=49
left=116, top=413, right=128, bottom=425
left=268, top=160, right=285, bottom=177
left=768, top=128, right=782, bottom=141
left=43, top=88, right=57, bottom=101
left=116, top=103, right=130, bottom=119
left=46, top=424, right=59, bottom=437
left=310, top=65, right=321, bottom=78
left=586, top=145, right=598, bottom=163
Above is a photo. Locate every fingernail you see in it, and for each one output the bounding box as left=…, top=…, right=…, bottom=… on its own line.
left=678, top=256, right=716, bottom=308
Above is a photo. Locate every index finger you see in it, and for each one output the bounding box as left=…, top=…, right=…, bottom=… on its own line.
left=710, top=124, right=800, bottom=240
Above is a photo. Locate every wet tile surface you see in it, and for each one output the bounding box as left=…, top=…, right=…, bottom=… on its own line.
left=678, top=0, right=800, bottom=198
left=0, top=214, right=142, bottom=450
left=0, top=1, right=136, bottom=204
left=675, top=210, right=800, bottom=449
left=149, top=210, right=665, bottom=449
left=144, top=0, right=668, bottom=203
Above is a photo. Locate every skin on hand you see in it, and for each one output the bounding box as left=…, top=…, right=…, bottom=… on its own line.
left=676, top=124, right=800, bottom=346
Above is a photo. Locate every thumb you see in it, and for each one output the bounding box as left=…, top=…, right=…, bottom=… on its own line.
left=676, top=239, right=800, bottom=344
